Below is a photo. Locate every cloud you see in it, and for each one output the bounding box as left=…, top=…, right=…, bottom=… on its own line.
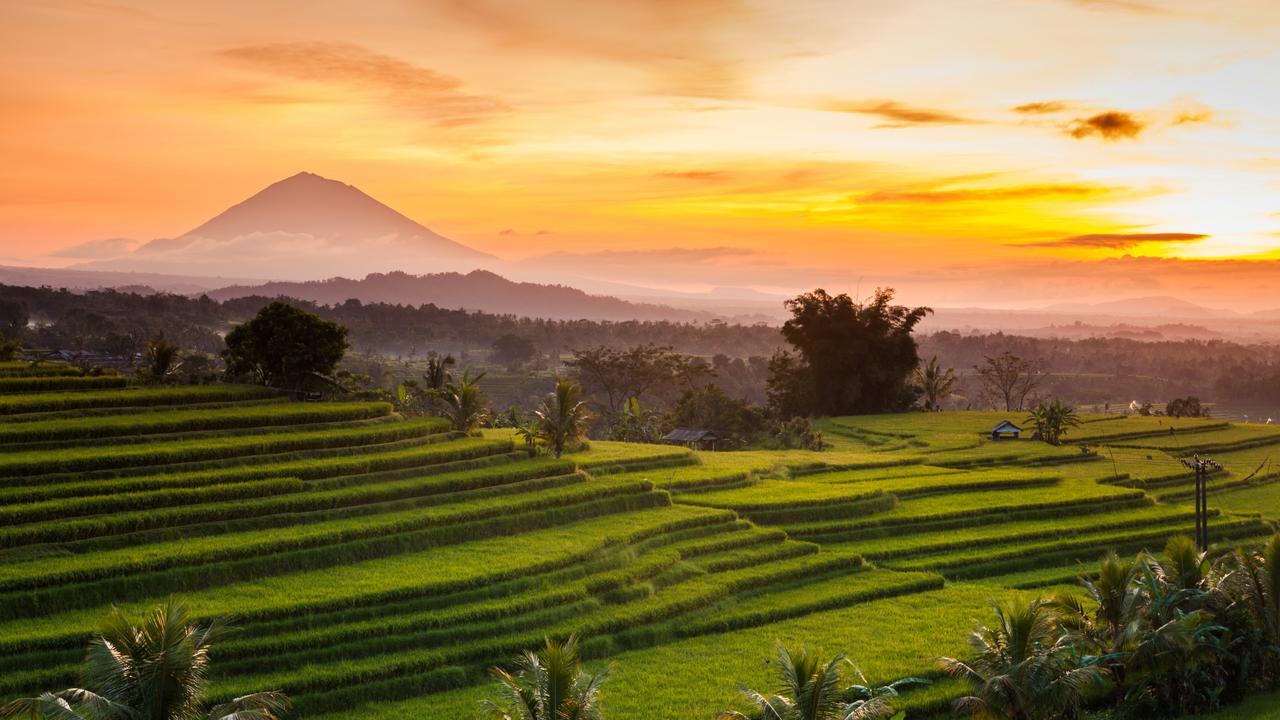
left=1067, top=0, right=1170, bottom=14
left=217, top=42, right=507, bottom=125
left=1018, top=232, right=1208, bottom=249
left=825, top=100, right=978, bottom=126
left=530, top=247, right=756, bottom=264
left=1066, top=111, right=1146, bottom=140
left=51, top=237, right=138, bottom=259
left=1012, top=101, right=1069, bottom=114
left=1173, top=110, right=1213, bottom=125
left=854, top=184, right=1112, bottom=205
left=439, top=0, right=750, bottom=98
left=499, top=228, right=554, bottom=236
left=657, top=170, right=731, bottom=181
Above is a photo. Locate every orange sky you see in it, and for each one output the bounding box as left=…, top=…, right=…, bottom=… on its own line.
left=2, top=0, right=1279, bottom=306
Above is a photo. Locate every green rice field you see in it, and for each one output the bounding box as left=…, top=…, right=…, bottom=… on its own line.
left=0, top=372, right=1275, bottom=718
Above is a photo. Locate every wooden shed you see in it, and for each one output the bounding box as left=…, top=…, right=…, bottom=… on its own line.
left=662, top=427, right=723, bottom=451
left=991, top=420, right=1022, bottom=441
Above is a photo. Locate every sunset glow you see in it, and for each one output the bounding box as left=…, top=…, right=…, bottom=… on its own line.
left=2, top=0, right=1279, bottom=306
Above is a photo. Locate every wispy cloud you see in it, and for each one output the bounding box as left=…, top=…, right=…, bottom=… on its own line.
left=657, top=170, right=732, bottom=181
left=1012, top=101, right=1069, bottom=114
left=1018, top=232, right=1208, bottom=249
left=1066, top=111, right=1146, bottom=140
left=1174, top=110, right=1213, bottom=126
left=854, top=184, right=1111, bottom=204
left=51, top=237, right=138, bottom=259
left=217, top=42, right=507, bottom=125
left=825, top=100, right=978, bottom=126
left=1067, top=0, right=1171, bottom=14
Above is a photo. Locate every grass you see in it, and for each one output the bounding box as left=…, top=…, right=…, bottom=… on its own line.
left=0, top=384, right=278, bottom=414
left=3, top=387, right=1278, bottom=719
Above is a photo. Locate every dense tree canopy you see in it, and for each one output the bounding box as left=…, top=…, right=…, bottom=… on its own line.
left=776, top=288, right=930, bottom=416
left=222, top=302, right=349, bottom=390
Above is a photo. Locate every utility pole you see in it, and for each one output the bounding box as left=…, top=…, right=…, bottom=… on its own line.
left=1179, top=454, right=1221, bottom=552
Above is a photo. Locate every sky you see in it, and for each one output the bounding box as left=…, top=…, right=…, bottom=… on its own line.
left=3, top=0, right=1280, bottom=309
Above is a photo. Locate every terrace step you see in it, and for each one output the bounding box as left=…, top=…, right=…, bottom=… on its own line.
left=785, top=489, right=1150, bottom=544
left=886, top=516, right=1273, bottom=580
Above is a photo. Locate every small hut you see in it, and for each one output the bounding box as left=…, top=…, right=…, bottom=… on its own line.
left=990, top=420, right=1022, bottom=441
left=662, top=427, right=723, bottom=451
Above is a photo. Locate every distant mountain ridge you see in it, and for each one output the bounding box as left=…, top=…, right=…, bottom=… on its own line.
left=205, top=270, right=719, bottom=322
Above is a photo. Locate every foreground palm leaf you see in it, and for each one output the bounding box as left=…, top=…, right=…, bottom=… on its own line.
left=482, top=635, right=606, bottom=720
left=719, top=643, right=900, bottom=720
left=0, top=599, right=290, bottom=720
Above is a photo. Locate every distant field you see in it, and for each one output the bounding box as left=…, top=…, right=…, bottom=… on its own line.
left=0, top=373, right=1274, bottom=719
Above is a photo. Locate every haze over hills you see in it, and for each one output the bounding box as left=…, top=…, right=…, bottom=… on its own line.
left=81, top=172, right=493, bottom=280
left=205, top=270, right=727, bottom=323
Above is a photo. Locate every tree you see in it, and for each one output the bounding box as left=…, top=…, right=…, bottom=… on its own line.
left=533, top=378, right=592, bottom=459
left=482, top=635, right=606, bottom=720
left=491, top=334, right=537, bottom=370
left=0, top=299, right=28, bottom=341
left=1166, top=397, right=1208, bottom=418
left=718, top=643, right=904, bottom=720
left=0, top=599, right=289, bottom=720
left=143, top=335, right=182, bottom=383
left=914, top=355, right=959, bottom=411
left=765, top=351, right=816, bottom=420
left=976, top=352, right=1042, bottom=412
left=938, top=599, right=1106, bottom=720
left=567, top=345, right=711, bottom=416
left=222, top=302, right=348, bottom=391
left=1224, top=534, right=1280, bottom=689
left=0, top=340, right=19, bottom=362
left=1024, top=399, right=1081, bottom=445
left=423, top=354, right=456, bottom=391
left=668, top=384, right=765, bottom=445
left=436, top=370, right=491, bottom=433
left=605, top=396, right=666, bottom=443
left=777, top=288, right=931, bottom=416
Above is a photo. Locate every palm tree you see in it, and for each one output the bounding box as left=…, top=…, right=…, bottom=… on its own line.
left=437, top=370, right=490, bottom=433
left=1225, top=534, right=1280, bottom=687
left=0, top=599, right=289, bottom=720
left=1024, top=399, right=1081, bottom=446
left=533, top=379, right=592, bottom=459
left=423, top=354, right=456, bottom=391
left=144, top=335, right=182, bottom=383
left=938, top=599, right=1105, bottom=720
left=914, top=356, right=958, bottom=412
left=482, top=635, right=606, bottom=720
left=718, top=643, right=902, bottom=720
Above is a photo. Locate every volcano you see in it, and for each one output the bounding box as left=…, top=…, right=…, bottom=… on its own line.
left=83, top=172, right=492, bottom=280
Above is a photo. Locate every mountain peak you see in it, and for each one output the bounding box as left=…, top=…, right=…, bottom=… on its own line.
left=86, top=172, right=493, bottom=280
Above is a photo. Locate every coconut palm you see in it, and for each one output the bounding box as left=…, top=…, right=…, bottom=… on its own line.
left=533, top=379, right=592, bottom=459
left=1024, top=399, right=1081, bottom=446
left=482, top=635, right=606, bottom=720
left=0, top=599, right=289, bottom=720
left=144, top=335, right=182, bottom=383
left=719, top=643, right=901, bottom=720
left=423, top=354, right=455, bottom=391
left=938, top=599, right=1105, bottom=720
left=913, top=355, right=958, bottom=412
left=436, top=370, right=490, bottom=433
left=1226, top=534, right=1280, bottom=676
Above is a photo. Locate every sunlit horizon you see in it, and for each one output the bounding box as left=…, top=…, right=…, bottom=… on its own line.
left=2, top=0, right=1279, bottom=309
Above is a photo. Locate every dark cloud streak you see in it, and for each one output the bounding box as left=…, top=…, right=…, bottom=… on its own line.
left=1067, top=111, right=1145, bottom=140
left=1018, top=232, right=1208, bottom=249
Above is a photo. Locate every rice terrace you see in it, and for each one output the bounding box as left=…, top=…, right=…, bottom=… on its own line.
left=6, top=1, right=1280, bottom=718
left=0, top=342, right=1277, bottom=718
